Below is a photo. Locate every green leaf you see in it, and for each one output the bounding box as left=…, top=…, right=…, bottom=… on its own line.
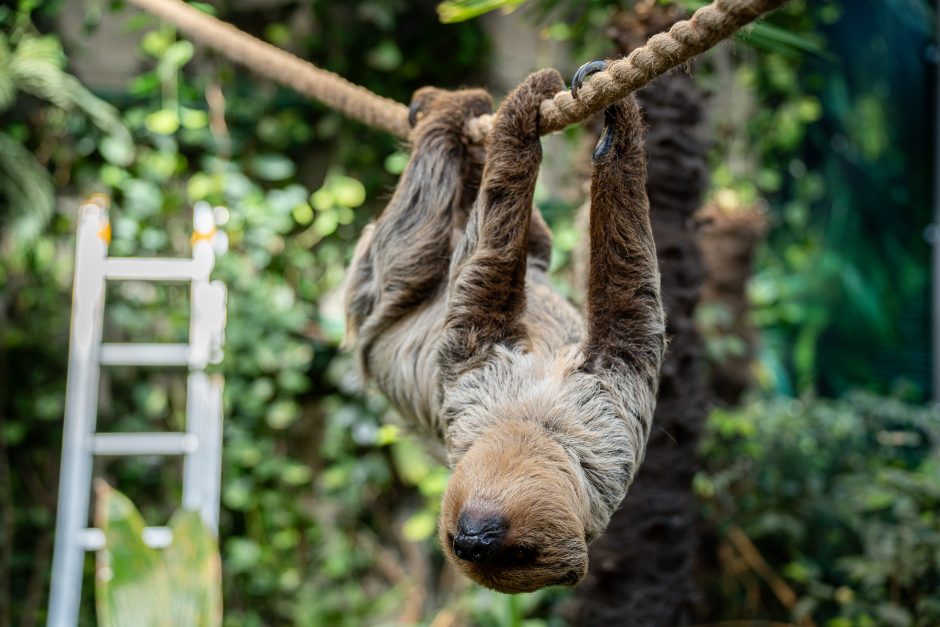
left=383, top=151, right=408, bottom=175
left=142, top=30, right=174, bottom=57
left=436, top=0, right=527, bottom=23
left=376, top=424, right=400, bottom=446
left=365, top=40, right=402, bottom=72
left=0, top=40, right=15, bottom=113
left=281, top=463, right=312, bottom=486
left=311, top=188, right=334, bottom=211
left=402, top=510, right=437, bottom=542
left=292, top=202, right=314, bottom=225
left=329, top=175, right=366, bottom=208
left=189, top=2, right=217, bottom=16
left=313, top=210, right=338, bottom=237
left=94, top=481, right=172, bottom=627
left=158, top=40, right=195, bottom=79
left=145, top=109, right=181, bottom=135
left=180, top=108, right=209, bottom=130
left=391, top=438, right=433, bottom=486
left=739, top=23, right=832, bottom=59
left=165, top=510, right=223, bottom=627
left=249, top=154, right=296, bottom=181
left=94, top=482, right=222, bottom=627
left=0, top=131, right=55, bottom=243
left=266, top=400, right=300, bottom=429
left=99, top=133, right=135, bottom=167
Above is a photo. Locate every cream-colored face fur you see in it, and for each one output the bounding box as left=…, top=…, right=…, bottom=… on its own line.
left=438, top=421, right=589, bottom=593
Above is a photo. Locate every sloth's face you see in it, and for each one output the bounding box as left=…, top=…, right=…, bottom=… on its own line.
left=439, top=421, right=589, bottom=593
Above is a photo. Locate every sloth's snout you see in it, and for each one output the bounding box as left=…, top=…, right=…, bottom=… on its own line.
left=452, top=510, right=507, bottom=563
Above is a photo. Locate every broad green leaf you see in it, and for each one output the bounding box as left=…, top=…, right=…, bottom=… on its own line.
left=94, top=482, right=222, bottom=627
left=437, top=0, right=527, bottom=23
left=94, top=481, right=172, bottom=627
left=165, top=510, right=223, bottom=627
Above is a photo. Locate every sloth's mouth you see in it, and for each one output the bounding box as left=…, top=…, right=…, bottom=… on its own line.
left=495, top=544, right=539, bottom=567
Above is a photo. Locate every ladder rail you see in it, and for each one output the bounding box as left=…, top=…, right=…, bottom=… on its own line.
left=48, top=200, right=109, bottom=627
left=202, top=375, right=225, bottom=532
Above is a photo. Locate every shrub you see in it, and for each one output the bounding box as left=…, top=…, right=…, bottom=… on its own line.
left=698, top=392, right=940, bottom=626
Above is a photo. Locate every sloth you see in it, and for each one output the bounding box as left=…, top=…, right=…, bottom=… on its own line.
left=344, top=64, right=665, bottom=593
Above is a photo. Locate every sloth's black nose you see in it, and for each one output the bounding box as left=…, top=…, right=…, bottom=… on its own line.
left=453, top=511, right=508, bottom=563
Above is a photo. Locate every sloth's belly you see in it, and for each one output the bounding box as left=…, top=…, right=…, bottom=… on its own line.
left=522, top=271, right=585, bottom=353
left=369, top=298, right=448, bottom=442
left=367, top=268, right=585, bottom=447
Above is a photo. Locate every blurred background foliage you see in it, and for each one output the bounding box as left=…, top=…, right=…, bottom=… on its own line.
left=699, top=392, right=940, bottom=627
left=0, top=0, right=936, bottom=625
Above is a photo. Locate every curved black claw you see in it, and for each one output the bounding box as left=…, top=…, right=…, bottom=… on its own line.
left=593, top=107, right=618, bottom=162
left=571, top=60, right=608, bottom=100
left=408, top=100, right=422, bottom=128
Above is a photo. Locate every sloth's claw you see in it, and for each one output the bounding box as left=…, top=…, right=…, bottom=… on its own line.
left=593, top=107, right=618, bottom=161
left=408, top=100, right=423, bottom=128
left=571, top=60, right=608, bottom=100
left=572, top=60, right=614, bottom=159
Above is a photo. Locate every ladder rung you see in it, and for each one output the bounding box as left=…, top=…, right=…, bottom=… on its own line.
left=80, top=526, right=173, bottom=550
left=91, top=433, right=199, bottom=456
left=104, top=258, right=196, bottom=281
left=100, top=343, right=189, bottom=367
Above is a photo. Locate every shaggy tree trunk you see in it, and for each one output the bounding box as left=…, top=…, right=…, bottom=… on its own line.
left=570, top=5, right=710, bottom=625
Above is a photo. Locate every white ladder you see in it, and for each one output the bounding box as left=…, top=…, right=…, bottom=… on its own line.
left=47, top=196, right=228, bottom=626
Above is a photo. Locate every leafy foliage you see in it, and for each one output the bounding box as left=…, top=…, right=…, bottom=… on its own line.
left=703, top=0, right=933, bottom=397
left=698, top=392, right=940, bottom=626
left=0, top=5, right=132, bottom=243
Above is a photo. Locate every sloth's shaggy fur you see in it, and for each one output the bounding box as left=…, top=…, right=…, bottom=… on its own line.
left=344, top=69, right=665, bottom=593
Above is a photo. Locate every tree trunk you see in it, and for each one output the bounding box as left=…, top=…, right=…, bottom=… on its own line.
left=570, top=4, right=710, bottom=625
left=696, top=201, right=767, bottom=404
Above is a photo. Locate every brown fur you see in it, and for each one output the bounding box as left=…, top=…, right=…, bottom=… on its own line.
left=344, top=69, right=665, bottom=593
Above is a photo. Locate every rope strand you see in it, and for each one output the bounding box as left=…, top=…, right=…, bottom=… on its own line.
left=126, top=0, right=788, bottom=142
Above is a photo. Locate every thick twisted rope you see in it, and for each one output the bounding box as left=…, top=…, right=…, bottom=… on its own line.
left=127, top=0, right=787, bottom=142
